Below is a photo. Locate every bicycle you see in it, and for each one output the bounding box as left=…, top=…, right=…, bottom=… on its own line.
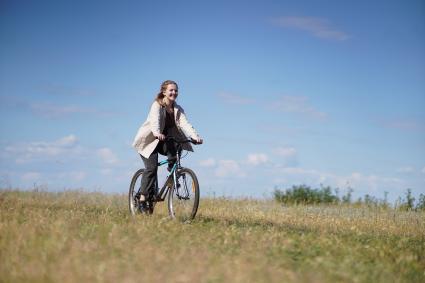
left=129, top=137, right=200, bottom=221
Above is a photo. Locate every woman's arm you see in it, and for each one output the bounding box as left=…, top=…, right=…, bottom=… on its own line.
left=148, top=101, right=162, bottom=137
left=175, top=105, right=202, bottom=142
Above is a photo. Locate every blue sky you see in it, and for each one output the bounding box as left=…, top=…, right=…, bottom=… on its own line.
left=1, top=0, right=424, bottom=202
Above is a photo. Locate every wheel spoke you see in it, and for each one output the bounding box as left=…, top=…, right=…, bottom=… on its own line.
left=168, top=168, right=199, bottom=221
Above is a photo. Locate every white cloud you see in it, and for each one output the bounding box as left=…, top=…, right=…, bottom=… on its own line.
left=247, top=153, right=268, bottom=166
left=100, top=168, right=113, bottom=176
left=3, top=135, right=81, bottom=163
left=273, top=146, right=298, bottom=167
left=272, top=166, right=334, bottom=191
left=342, top=172, right=403, bottom=193
left=31, top=102, right=93, bottom=118
left=273, top=166, right=404, bottom=194
left=270, top=16, right=350, bottom=41
left=21, top=172, right=42, bottom=182
left=271, top=95, right=327, bottom=120
left=56, top=135, right=78, bottom=147
left=199, top=158, right=216, bottom=167
left=40, top=84, right=97, bottom=97
left=382, top=119, right=423, bottom=132
left=15, top=170, right=87, bottom=188
left=217, top=92, right=255, bottom=105
left=97, top=148, right=119, bottom=165
left=30, top=102, right=115, bottom=119
left=397, top=167, right=414, bottom=173
left=275, top=146, right=297, bottom=158
left=55, top=171, right=87, bottom=182
left=73, top=172, right=86, bottom=181
left=215, top=160, right=246, bottom=178
left=278, top=167, right=322, bottom=181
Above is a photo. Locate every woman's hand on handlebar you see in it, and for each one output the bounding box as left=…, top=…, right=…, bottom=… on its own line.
left=155, top=133, right=166, bottom=141
left=155, top=134, right=203, bottom=144
left=192, top=137, right=203, bottom=144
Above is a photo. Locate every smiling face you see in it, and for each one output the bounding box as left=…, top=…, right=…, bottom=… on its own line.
left=163, top=83, right=178, bottom=102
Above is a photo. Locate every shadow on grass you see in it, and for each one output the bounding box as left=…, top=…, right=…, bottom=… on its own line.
left=193, top=214, right=416, bottom=244
left=195, top=214, right=316, bottom=235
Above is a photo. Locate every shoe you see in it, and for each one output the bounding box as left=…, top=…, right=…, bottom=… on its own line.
left=139, top=194, right=146, bottom=201
left=139, top=201, right=148, bottom=213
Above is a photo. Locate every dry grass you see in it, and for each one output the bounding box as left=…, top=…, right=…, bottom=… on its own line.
left=0, top=190, right=424, bottom=283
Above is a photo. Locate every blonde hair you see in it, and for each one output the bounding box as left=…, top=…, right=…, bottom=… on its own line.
left=155, top=80, right=178, bottom=106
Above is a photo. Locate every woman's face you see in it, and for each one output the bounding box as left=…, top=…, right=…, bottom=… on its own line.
left=163, top=84, right=178, bottom=102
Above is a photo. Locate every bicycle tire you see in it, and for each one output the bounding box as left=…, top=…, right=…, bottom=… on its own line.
left=168, top=167, right=200, bottom=221
left=129, top=169, right=154, bottom=216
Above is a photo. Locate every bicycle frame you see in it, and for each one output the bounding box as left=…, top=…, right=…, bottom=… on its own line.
left=154, top=147, right=183, bottom=202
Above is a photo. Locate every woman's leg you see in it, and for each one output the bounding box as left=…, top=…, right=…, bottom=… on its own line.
left=158, top=139, right=177, bottom=171
left=139, top=151, right=158, bottom=199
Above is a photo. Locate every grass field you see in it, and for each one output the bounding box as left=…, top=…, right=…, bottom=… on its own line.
left=1, top=189, right=424, bottom=283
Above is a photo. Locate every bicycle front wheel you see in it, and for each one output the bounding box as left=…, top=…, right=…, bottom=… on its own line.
left=168, top=168, right=199, bottom=221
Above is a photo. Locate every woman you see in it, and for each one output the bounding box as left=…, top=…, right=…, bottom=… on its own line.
left=132, top=80, right=203, bottom=202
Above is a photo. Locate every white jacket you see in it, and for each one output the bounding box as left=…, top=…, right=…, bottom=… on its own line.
left=132, top=101, right=199, bottom=158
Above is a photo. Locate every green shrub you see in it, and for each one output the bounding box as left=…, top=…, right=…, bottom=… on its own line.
left=397, top=188, right=417, bottom=211
left=341, top=187, right=353, bottom=204
left=416, top=194, right=425, bottom=210
left=274, top=185, right=424, bottom=210
left=273, top=184, right=339, bottom=205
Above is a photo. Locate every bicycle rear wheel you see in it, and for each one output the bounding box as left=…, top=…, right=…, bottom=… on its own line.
left=168, top=168, right=199, bottom=221
left=129, top=169, right=154, bottom=215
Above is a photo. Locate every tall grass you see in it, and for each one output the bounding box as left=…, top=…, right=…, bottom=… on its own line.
left=1, top=189, right=424, bottom=283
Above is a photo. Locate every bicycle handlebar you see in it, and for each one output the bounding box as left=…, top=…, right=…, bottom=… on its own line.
left=157, top=136, right=201, bottom=145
